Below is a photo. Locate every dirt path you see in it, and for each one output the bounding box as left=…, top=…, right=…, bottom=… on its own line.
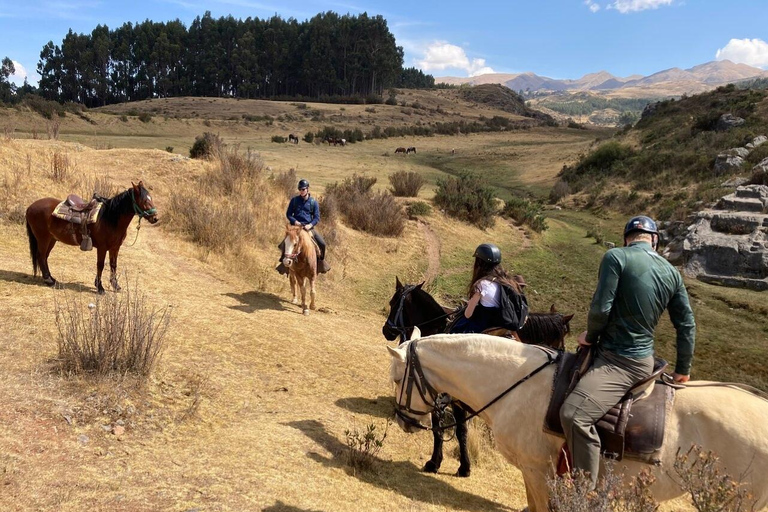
left=418, top=219, right=442, bottom=286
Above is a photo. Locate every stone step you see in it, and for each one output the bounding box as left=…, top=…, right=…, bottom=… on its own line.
left=697, top=274, right=768, bottom=292
left=735, top=186, right=768, bottom=199
left=719, top=195, right=765, bottom=212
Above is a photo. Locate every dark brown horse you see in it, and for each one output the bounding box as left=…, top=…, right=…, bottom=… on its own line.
left=382, top=278, right=573, bottom=477
left=394, top=147, right=407, bottom=154
left=25, top=181, right=158, bottom=293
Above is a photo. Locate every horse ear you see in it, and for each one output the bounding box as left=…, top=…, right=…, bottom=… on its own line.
left=387, top=345, right=406, bottom=362
left=131, top=181, right=137, bottom=188
left=137, top=180, right=144, bottom=188
left=563, top=314, right=574, bottom=325
left=409, top=326, right=422, bottom=340
left=396, top=277, right=403, bottom=290
left=415, top=281, right=425, bottom=290
left=550, top=304, right=557, bottom=313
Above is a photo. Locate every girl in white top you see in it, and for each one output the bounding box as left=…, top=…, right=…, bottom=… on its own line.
left=450, top=243, right=523, bottom=334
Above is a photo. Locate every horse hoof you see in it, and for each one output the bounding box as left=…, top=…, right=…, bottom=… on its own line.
left=303, top=309, right=309, bottom=316
left=422, top=461, right=440, bottom=474
left=310, top=304, right=316, bottom=310
left=291, top=298, right=299, bottom=305
left=456, top=467, right=471, bottom=478
left=43, top=277, right=56, bottom=287
left=112, top=283, right=122, bottom=292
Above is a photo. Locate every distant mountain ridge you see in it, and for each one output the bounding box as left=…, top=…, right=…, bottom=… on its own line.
left=437, top=60, right=768, bottom=97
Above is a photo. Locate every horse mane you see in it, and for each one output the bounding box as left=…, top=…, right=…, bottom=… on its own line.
left=518, top=313, right=567, bottom=347
left=99, top=188, right=135, bottom=226
left=287, top=225, right=317, bottom=262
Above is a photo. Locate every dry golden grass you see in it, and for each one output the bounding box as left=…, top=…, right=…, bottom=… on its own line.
left=0, top=113, right=697, bottom=511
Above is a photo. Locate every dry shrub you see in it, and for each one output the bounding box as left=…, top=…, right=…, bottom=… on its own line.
left=189, top=132, right=223, bottom=159
left=452, top=420, right=496, bottom=467
left=201, top=144, right=263, bottom=195
left=344, top=420, right=390, bottom=473
left=388, top=170, right=426, bottom=197
left=54, top=280, right=171, bottom=378
left=326, top=174, right=405, bottom=236
left=47, top=117, right=60, bottom=140
left=317, top=194, right=341, bottom=245
left=550, top=179, right=571, bottom=203
left=548, top=463, right=658, bottom=512
left=673, top=445, right=756, bottom=512
left=50, top=151, right=71, bottom=182
left=272, top=168, right=298, bottom=198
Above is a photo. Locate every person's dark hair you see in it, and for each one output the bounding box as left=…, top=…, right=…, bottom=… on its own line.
left=468, top=257, right=520, bottom=297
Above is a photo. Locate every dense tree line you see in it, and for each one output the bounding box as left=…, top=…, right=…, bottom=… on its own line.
left=34, top=11, right=435, bottom=107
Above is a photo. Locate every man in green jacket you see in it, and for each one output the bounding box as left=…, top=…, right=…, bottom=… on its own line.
left=560, top=215, right=696, bottom=489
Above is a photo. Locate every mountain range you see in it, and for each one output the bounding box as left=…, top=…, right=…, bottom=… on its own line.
left=437, top=60, right=768, bottom=98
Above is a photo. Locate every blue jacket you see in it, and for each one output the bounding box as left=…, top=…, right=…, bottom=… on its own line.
left=286, top=194, right=320, bottom=227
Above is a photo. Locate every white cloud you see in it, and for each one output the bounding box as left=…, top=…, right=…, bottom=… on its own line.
left=415, top=41, right=495, bottom=76
left=608, top=0, right=673, bottom=13
left=716, top=38, right=768, bottom=69
left=9, top=61, right=28, bottom=86
left=585, top=0, right=601, bottom=12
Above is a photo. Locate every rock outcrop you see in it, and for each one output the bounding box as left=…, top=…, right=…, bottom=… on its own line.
left=662, top=185, right=768, bottom=291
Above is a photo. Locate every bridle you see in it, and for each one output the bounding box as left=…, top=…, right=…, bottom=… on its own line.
left=394, top=340, right=559, bottom=433
left=283, top=233, right=302, bottom=262
left=130, top=188, right=157, bottom=219
left=384, top=285, right=454, bottom=343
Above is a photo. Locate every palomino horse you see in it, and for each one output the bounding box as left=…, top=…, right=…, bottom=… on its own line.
left=282, top=224, right=318, bottom=315
left=25, top=181, right=158, bottom=293
left=389, top=334, right=768, bottom=511
left=382, top=279, right=573, bottom=477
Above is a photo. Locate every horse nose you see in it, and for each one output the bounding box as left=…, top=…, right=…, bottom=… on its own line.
left=283, top=258, right=292, bottom=267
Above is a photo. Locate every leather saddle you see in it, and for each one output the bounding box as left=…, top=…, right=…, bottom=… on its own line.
left=544, top=349, right=674, bottom=463
left=53, top=194, right=103, bottom=224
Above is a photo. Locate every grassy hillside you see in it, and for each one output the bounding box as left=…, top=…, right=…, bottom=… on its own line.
left=0, top=92, right=766, bottom=511
left=558, top=85, right=768, bottom=220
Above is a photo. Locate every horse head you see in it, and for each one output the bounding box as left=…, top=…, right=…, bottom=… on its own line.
left=131, top=181, right=158, bottom=224
left=282, top=225, right=316, bottom=270
left=388, top=342, right=436, bottom=433
left=383, top=278, right=447, bottom=342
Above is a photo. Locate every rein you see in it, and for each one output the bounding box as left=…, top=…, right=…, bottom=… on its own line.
left=394, top=340, right=559, bottom=433
left=385, top=285, right=455, bottom=343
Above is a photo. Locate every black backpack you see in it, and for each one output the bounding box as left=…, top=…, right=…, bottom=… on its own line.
left=497, top=281, right=529, bottom=331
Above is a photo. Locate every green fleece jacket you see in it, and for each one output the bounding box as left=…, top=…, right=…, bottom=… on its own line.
left=586, top=241, right=696, bottom=375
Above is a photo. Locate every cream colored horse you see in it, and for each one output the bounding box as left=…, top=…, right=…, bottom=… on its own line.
left=388, top=334, right=768, bottom=511
left=282, top=224, right=317, bottom=315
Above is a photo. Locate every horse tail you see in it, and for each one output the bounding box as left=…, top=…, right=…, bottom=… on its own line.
left=26, top=220, right=39, bottom=277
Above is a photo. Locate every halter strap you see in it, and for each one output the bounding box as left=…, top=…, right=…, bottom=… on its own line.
left=385, top=285, right=455, bottom=343
left=130, top=189, right=157, bottom=218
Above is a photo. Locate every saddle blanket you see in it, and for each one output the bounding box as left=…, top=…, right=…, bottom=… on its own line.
left=52, top=200, right=103, bottom=224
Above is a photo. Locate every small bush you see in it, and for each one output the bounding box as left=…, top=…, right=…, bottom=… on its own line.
left=389, top=170, right=426, bottom=197
left=503, top=196, right=548, bottom=232
left=434, top=171, right=497, bottom=229
left=548, top=463, right=658, bottom=512
left=271, top=135, right=287, bottom=143
left=303, top=131, right=314, bottom=143
left=190, top=132, right=223, bottom=159
left=165, top=146, right=174, bottom=153
left=549, top=179, right=571, bottom=203
left=137, top=112, right=152, bottom=123
left=586, top=223, right=606, bottom=244
left=50, top=151, right=71, bottom=182
left=365, top=107, right=377, bottom=113
left=203, top=119, right=212, bottom=127
left=406, top=201, right=432, bottom=217
left=326, top=174, right=405, bottom=236
left=272, top=168, right=298, bottom=198
left=120, top=114, right=128, bottom=122
left=203, top=145, right=263, bottom=196
left=47, top=117, right=60, bottom=140
left=344, top=420, right=389, bottom=472
left=54, top=282, right=171, bottom=378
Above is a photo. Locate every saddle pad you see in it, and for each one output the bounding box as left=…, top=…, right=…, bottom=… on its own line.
left=544, top=350, right=674, bottom=463
left=52, top=201, right=102, bottom=224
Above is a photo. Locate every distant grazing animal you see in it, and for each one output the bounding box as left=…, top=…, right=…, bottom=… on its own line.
left=288, top=134, right=299, bottom=144
left=451, top=148, right=455, bottom=155
left=339, top=138, right=346, bottom=146
left=394, top=147, right=407, bottom=154
left=406, top=147, right=416, bottom=154
left=382, top=278, right=572, bottom=477
left=25, top=181, right=158, bottom=294
left=324, top=136, right=343, bottom=146
left=282, top=224, right=318, bottom=315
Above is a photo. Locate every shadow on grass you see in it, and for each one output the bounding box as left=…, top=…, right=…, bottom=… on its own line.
left=0, top=269, right=96, bottom=292
left=262, top=501, right=323, bottom=512
left=334, top=395, right=394, bottom=419
left=224, top=290, right=287, bottom=313
left=285, top=419, right=511, bottom=512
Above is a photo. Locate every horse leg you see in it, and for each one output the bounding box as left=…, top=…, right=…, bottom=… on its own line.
left=423, top=411, right=444, bottom=474
left=94, top=246, right=107, bottom=294
left=454, top=404, right=471, bottom=477
left=309, top=275, right=316, bottom=310
left=289, top=272, right=298, bottom=304
left=520, top=466, right=551, bottom=512
left=41, top=238, right=57, bottom=286
left=300, top=278, right=309, bottom=315
left=108, top=247, right=121, bottom=291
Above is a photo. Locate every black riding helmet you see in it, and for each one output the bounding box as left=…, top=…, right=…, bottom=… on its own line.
left=623, top=215, right=658, bottom=237
left=474, top=243, right=502, bottom=264
left=298, top=179, right=309, bottom=190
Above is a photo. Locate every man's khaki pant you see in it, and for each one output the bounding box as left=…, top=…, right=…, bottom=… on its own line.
left=560, top=346, right=654, bottom=488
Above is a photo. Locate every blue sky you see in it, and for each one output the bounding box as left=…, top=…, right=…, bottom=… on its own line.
left=1, top=0, right=767, bottom=86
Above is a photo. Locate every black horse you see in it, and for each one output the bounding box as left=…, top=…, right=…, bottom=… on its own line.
left=382, top=278, right=573, bottom=477
left=288, top=134, right=299, bottom=144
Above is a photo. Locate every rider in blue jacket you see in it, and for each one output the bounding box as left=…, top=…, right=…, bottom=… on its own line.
left=277, top=179, right=330, bottom=274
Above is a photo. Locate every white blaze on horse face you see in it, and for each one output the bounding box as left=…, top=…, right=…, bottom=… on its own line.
left=282, top=234, right=297, bottom=267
